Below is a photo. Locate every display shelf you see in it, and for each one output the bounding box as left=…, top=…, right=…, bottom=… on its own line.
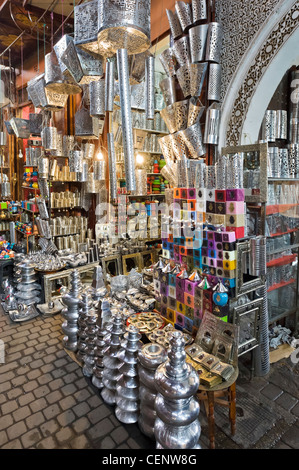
left=15, top=228, right=36, bottom=237
left=127, top=193, right=165, bottom=198
left=52, top=232, right=80, bottom=237
left=267, top=253, right=297, bottom=268
left=133, top=127, right=168, bottom=136
left=267, top=278, right=296, bottom=293
left=51, top=206, right=85, bottom=210
left=268, top=228, right=298, bottom=238
left=267, top=243, right=299, bottom=256
left=135, top=150, right=162, bottom=155
left=268, top=177, right=299, bottom=182
left=21, top=207, right=39, bottom=214
left=266, top=203, right=299, bottom=216
left=22, top=186, right=40, bottom=191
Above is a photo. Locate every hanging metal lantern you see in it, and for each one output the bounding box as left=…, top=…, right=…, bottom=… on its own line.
left=166, top=9, right=182, bottom=40
left=94, top=160, right=106, bottom=180
left=129, top=51, right=150, bottom=85
left=37, top=199, right=49, bottom=220
left=180, top=121, right=206, bottom=159
left=27, top=76, right=42, bottom=108
left=74, top=0, right=100, bottom=55
left=97, top=0, right=151, bottom=57
left=170, top=131, right=188, bottom=161
left=174, top=100, right=189, bottom=132
left=176, top=65, right=191, bottom=99
left=131, top=82, right=145, bottom=110
left=49, top=159, right=57, bottom=179
left=188, top=97, right=205, bottom=128
left=172, top=36, right=191, bottom=68
left=208, top=63, right=222, bottom=102
left=85, top=173, right=103, bottom=193
left=145, top=55, right=155, bottom=120
left=29, top=113, right=43, bottom=136
left=41, top=127, right=57, bottom=151
left=204, top=102, right=221, bottom=145
left=107, top=133, right=118, bottom=199
left=89, top=80, right=105, bottom=118
left=9, top=118, right=30, bottom=139
left=189, top=24, right=209, bottom=64
left=45, top=50, right=81, bottom=95
left=77, top=48, right=104, bottom=84
left=190, top=62, right=208, bottom=97
left=117, top=48, right=136, bottom=192
left=175, top=1, right=193, bottom=33
left=69, top=150, right=84, bottom=173
left=159, top=77, right=176, bottom=107
left=160, top=104, right=177, bottom=134
left=83, top=142, right=95, bottom=160
left=63, top=136, right=75, bottom=157
left=33, top=73, right=68, bottom=111
left=0, top=132, right=6, bottom=147
left=53, top=134, right=63, bottom=157
left=77, top=160, right=89, bottom=182
left=105, top=60, right=115, bottom=112
left=37, top=157, right=50, bottom=178
left=192, top=0, right=207, bottom=23
left=75, top=108, right=100, bottom=139
left=56, top=36, right=83, bottom=83
left=159, top=48, right=177, bottom=78
left=4, top=121, right=14, bottom=135
left=158, top=135, right=175, bottom=167
left=205, top=22, right=223, bottom=64
left=1, top=182, right=11, bottom=198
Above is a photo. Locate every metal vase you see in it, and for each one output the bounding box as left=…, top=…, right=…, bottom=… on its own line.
left=115, top=326, right=142, bottom=424
left=187, top=97, right=205, bottom=127
left=107, top=133, right=118, bottom=199
left=208, top=63, right=222, bottom=101
left=61, top=269, right=81, bottom=352
left=74, top=0, right=99, bottom=54
left=41, top=127, right=57, bottom=151
left=180, top=121, right=206, bottom=159
left=192, top=0, right=207, bottom=23
left=189, top=24, right=209, bottom=64
left=205, top=22, right=223, bottom=63
left=176, top=65, right=191, bottom=99
left=154, top=331, right=201, bottom=449
left=117, top=48, right=136, bottom=192
left=145, top=55, right=155, bottom=120
left=159, top=77, right=177, bottom=107
left=97, top=0, right=151, bottom=57
left=175, top=1, right=193, bottom=33
left=166, top=9, right=183, bottom=40
left=159, top=48, right=177, bottom=78
left=190, top=62, right=208, bottom=97
left=89, top=80, right=105, bottom=118
left=172, top=36, right=191, bottom=68
left=105, top=60, right=115, bottom=112
left=204, top=102, right=221, bottom=145
left=101, top=313, right=125, bottom=406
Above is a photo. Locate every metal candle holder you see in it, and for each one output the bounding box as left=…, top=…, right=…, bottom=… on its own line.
left=159, top=48, right=177, bottom=78
left=117, top=48, right=136, bottom=192
left=41, top=127, right=57, bottom=151
left=159, top=77, right=177, bottom=107
left=94, top=160, right=106, bottom=181
left=145, top=55, right=155, bottom=120
left=166, top=9, right=183, bottom=40
left=189, top=24, right=208, bottom=64
left=175, top=1, right=193, bottom=33
left=75, top=108, right=100, bottom=139
left=205, top=22, right=223, bottom=63
left=176, top=64, right=192, bottom=99
left=172, top=36, right=191, bottom=68
left=97, top=0, right=151, bottom=57
left=180, top=121, right=206, bottom=159
left=69, top=150, right=84, bottom=173
left=115, top=325, right=142, bottom=424
left=158, top=135, right=175, bottom=167
left=154, top=331, right=201, bottom=449
left=187, top=97, right=205, bottom=128
left=89, top=80, right=105, bottom=118
left=208, top=63, right=222, bottom=102
left=190, top=62, right=208, bottom=97
left=262, top=110, right=277, bottom=142
left=204, top=102, right=221, bottom=145
left=74, top=0, right=99, bottom=54
left=192, top=0, right=207, bottom=23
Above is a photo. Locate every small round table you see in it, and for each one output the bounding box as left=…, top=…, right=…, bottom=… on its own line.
left=197, top=367, right=239, bottom=449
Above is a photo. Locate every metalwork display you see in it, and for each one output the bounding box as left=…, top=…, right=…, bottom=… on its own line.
left=117, top=49, right=136, bottom=192
left=97, top=0, right=151, bottom=57
left=205, top=22, right=223, bottom=63
left=190, top=62, right=208, bottom=97
left=189, top=24, right=208, bottom=64
left=89, top=80, right=105, bottom=118
left=175, top=1, right=192, bottom=33
left=172, top=36, right=191, bottom=68
left=41, top=127, right=57, bottom=151
left=180, top=121, right=206, bottom=159
left=176, top=65, right=191, bottom=99
left=61, top=269, right=81, bottom=352
left=159, top=48, right=177, bottom=78
left=204, top=102, right=221, bottom=145
left=208, top=63, right=222, bottom=101
left=187, top=97, right=205, bottom=128
left=159, top=77, right=176, bottom=107
left=145, top=55, right=155, bottom=120
left=101, top=313, right=125, bottom=405
left=115, top=325, right=142, bottom=424
left=138, top=343, right=167, bottom=439
left=166, top=9, right=183, bottom=40
left=82, top=305, right=99, bottom=377
left=105, top=60, right=115, bottom=112
left=154, top=331, right=201, bottom=449
left=45, top=50, right=81, bottom=95
left=192, top=0, right=207, bottom=23
left=14, top=260, right=41, bottom=306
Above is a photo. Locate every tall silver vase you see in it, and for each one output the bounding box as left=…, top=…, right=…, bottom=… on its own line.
left=138, top=343, right=167, bottom=440
left=154, top=331, right=201, bottom=449
left=101, top=313, right=125, bottom=405
left=61, top=270, right=82, bottom=352
left=115, top=325, right=142, bottom=424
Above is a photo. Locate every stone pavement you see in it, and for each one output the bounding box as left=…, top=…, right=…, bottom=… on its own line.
left=0, top=308, right=298, bottom=450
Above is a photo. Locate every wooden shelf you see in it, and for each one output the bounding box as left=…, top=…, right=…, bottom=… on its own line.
left=21, top=207, right=39, bottom=214
left=22, top=186, right=40, bottom=191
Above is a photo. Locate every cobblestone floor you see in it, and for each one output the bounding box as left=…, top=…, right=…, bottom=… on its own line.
left=0, top=309, right=298, bottom=449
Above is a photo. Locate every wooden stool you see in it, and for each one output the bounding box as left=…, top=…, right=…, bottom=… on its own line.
left=197, top=368, right=238, bottom=449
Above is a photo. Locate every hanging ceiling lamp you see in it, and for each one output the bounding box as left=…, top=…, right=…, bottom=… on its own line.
left=44, top=50, right=81, bottom=95
left=97, top=0, right=151, bottom=57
